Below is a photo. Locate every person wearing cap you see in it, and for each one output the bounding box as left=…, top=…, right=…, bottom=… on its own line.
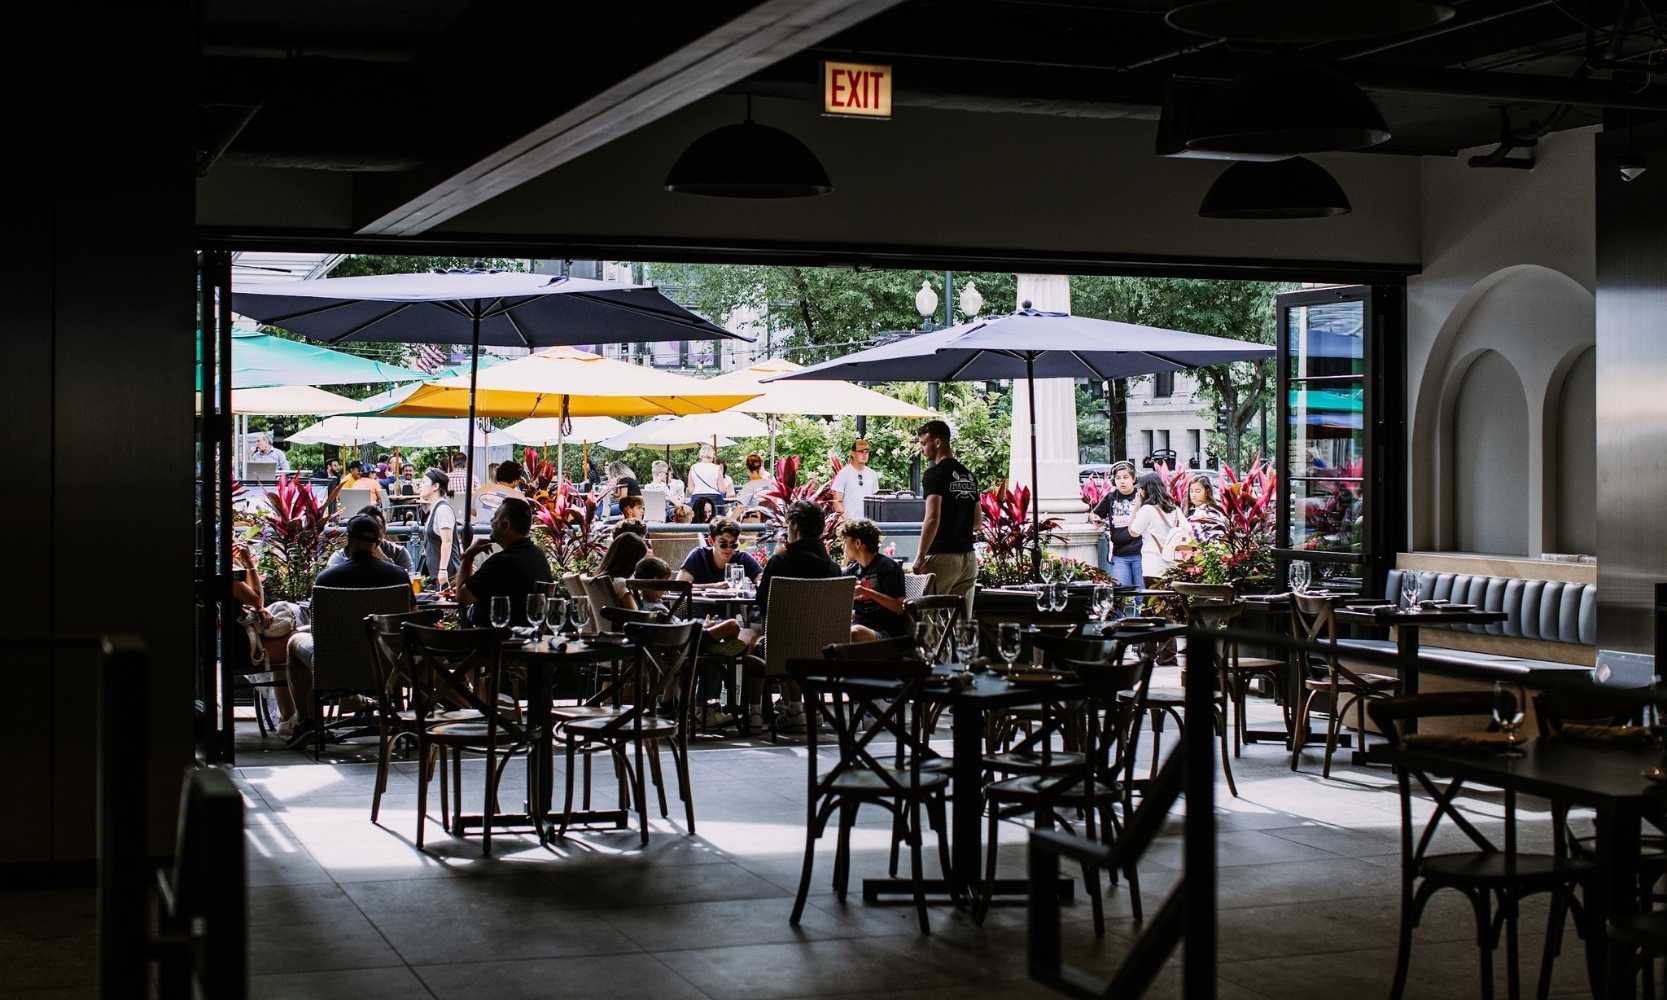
left=1089, top=460, right=1142, bottom=588
left=279, top=514, right=413, bottom=748
left=341, top=460, right=383, bottom=503
left=830, top=439, right=880, bottom=517
left=325, top=505, right=413, bottom=573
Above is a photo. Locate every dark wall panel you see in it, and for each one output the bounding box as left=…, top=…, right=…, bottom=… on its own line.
left=1596, top=121, right=1667, bottom=653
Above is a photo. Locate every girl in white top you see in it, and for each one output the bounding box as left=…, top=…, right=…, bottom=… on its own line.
left=1127, top=473, right=1187, bottom=583
left=686, top=444, right=725, bottom=498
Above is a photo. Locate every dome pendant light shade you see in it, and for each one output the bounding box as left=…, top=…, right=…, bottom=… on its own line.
left=665, top=103, right=832, bottom=198
left=1166, top=0, right=1453, bottom=43
left=1198, top=156, right=1352, bottom=219
left=1187, top=61, right=1390, bottom=156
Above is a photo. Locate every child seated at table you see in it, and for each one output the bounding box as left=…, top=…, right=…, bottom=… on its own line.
left=633, top=554, right=747, bottom=726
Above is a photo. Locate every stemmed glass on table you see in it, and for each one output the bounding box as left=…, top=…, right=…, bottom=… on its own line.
left=997, top=623, right=1023, bottom=673
left=1493, top=680, right=1527, bottom=756
left=1288, top=560, right=1312, bottom=596
left=489, top=595, right=512, bottom=629
left=1092, top=583, right=1114, bottom=623
left=726, top=563, right=744, bottom=593
left=525, top=594, right=547, bottom=636
left=1403, top=579, right=1422, bottom=613
left=954, top=619, right=980, bottom=668
left=545, top=597, right=569, bottom=637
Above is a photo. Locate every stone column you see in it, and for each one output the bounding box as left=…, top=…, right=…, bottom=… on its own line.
left=1007, top=275, right=1099, bottom=565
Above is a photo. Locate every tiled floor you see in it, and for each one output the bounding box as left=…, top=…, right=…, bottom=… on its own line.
left=3, top=681, right=1608, bottom=1000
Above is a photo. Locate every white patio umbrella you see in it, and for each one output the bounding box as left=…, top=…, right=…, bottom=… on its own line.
left=286, top=416, right=426, bottom=445
left=505, top=415, right=632, bottom=480
left=706, top=357, right=935, bottom=463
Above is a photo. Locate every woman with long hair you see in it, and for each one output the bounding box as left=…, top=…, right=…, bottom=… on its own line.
left=592, top=531, right=650, bottom=604
left=686, top=443, right=726, bottom=523
left=1185, top=476, right=1228, bottom=543
left=1127, top=472, right=1185, bottom=584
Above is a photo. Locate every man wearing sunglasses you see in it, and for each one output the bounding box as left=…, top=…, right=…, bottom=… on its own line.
left=830, top=439, right=880, bottom=516
left=675, top=516, right=762, bottom=589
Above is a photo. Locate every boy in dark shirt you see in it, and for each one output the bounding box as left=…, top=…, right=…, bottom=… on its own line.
left=839, top=518, right=909, bottom=640
left=676, top=517, right=763, bottom=587
left=1089, top=461, right=1142, bottom=588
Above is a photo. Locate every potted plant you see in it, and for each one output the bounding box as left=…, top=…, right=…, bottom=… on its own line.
left=247, top=474, right=345, bottom=602
left=974, top=480, right=1063, bottom=587
left=1162, top=459, right=1278, bottom=592
left=531, top=480, right=609, bottom=576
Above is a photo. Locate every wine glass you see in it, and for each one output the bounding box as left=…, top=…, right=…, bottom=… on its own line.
left=726, top=563, right=743, bottom=592
left=489, top=595, right=511, bottom=629
left=1402, top=579, right=1422, bottom=612
left=997, top=623, right=1023, bottom=673
left=525, top=594, right=547, bottom=634
left=954, top=619, right=980, bottom=666
left=1035, top=585, right=1053, bottom=613
left=1288, top=560, right=1311, bottom=595
left=571, top=599, right=591, bottom=633
left=1050, top=582, right=1070, bottom=613
left=1039, top=559, right=1057, bottom=587
left=1092, top=584, right=1113, bottom=622
left=545, top=597, right=568, bottom=635
left=1493, top=681, right=1526, bottom=755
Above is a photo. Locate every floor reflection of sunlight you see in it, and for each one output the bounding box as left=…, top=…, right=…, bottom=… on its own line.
left=690, top=819, right=894, bottom=856
left=244, top=766, right=348, bottom=800
left=246, top=812, right=301, bottom=856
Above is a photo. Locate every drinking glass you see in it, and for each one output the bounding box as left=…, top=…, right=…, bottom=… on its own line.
left=1288, top=560, right=1311, bottom=595
left=489, top=595, right=511, bottom=629
left=571, top=599, right=591, bottom=632
left=545, top=597, right=568, bottom=634
left=525, top=594, right=547, bottom=634
left=726, top=563, right=743, bottom=592
left=1092, top=584, right=1113, bottom=621
left=1493, top=680, right=1526, bottom=755
left=1402, top=580, right=1422, bottom=611
left=1036, top=585, right=1053, bottom=613
left=954, top=619, right=980, bottom=665
left=1039, top=559, right=1057, bottom=586
left=1049, top=582, right=1070, bottom=612
left=997, top=623, right=1023, bottom=672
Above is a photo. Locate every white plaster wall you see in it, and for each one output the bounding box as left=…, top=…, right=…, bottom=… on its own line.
left=1407, top=127, right=1598, bottom=553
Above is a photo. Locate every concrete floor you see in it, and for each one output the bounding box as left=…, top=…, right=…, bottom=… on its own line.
left=2, top=675, right=1610, bottom=1000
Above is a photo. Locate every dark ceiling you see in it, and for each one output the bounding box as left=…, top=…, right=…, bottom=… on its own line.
left=198, top=0, right=1665, bottom=176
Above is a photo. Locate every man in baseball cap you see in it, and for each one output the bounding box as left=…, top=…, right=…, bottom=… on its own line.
left=831, top=438, right=881, bottom=516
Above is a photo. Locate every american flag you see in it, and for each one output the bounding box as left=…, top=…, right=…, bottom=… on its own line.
left=411, top=343, right=450, bottom=373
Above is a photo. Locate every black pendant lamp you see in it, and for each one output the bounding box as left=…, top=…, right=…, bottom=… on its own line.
left=1166, top=0, right=1452, bottom=42
left=1187, top=60, right=1390, bottom=156
left=1198, top=156, right=1352, bottom=219
left=665, top=97, right=832, bottom=198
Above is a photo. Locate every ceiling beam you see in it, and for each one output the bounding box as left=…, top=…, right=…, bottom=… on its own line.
left=355, top=0, right=907, bottom=238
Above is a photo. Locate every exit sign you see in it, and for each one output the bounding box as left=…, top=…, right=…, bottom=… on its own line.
left=823, top=61, right=892, bottom=118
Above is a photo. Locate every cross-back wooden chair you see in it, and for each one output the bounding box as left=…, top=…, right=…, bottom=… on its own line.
left=1171, top=581, right=1288, bottom=758
left=905, top=594, right=964, bottom=664
left=399, top=623, right=526, bottom=853
left=785, top=654, right=950, bottom=934
left=1290, top=592, right=1400, bottom=777
left=1369, top=694, right=1592, bottom=1000
left=364, top=608, right=443, bottom=823
left=559, top=619, right=700, bottom=844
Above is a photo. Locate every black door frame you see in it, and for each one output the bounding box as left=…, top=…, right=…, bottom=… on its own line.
left=197, top=250, right=236, bottom=764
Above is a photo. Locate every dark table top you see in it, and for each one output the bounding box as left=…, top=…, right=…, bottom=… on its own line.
left=510, top=635, right=636, bottom=664
left=1393, top=737, right=1667, bottom=810
left=1334, top=606, right=1510, bottom=627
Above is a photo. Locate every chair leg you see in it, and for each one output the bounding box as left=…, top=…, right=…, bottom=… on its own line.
left=451, top=747, right=465, bottom=834
left=909, top=800, right=930, bottom=935
left=976, top=805, right=1001, bottom=926
left=560, top=738, right=579, bottom=837
left=436, top=746, right=450, bottom=834
left=1389, top=888, right=1416, bottom=1000
left=888, top=808, right=904, bottom=878
left=1470, top=890, right=1496, bottom=1000
left=789, top=802, right=822, bottom=926
left=927, top=796, right=953, bottom=887
left=1146, top=710, right=1165, bottom=780
left=481, top=744, right=495, bottom=857
left=673, top=741, right=696, bottom=834
left=647, top=740, right=669, bottom=818
left=1290, top=691, right=1316, bottom=771
left=1321, top=696, right=1345, bottom=780
left=1217, top=705, right=1238, bottom=798
left=371, top=728, right=392, bottom=823
left=416, top=743, right=432, bottom=850
left=1536, top=888, right=1570, bottom=1000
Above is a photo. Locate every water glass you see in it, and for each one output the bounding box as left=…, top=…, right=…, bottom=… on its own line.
left=1402, top=581, right=1421, bottom=611
left=1035, top=585, right=1052, bottom=613
left=1288, top=560, right=1311, bottom=595
left=1039, top=559, right=1057, bottom=586
left=726, top=563, right=744, bottom=592
left=525, top=594, right=547, bottom=633
left=489, top=595, right=511, bottom=629
left=1092, top=584, right=1113, bottom=621
left=545, top=597, right=568, bottom=634
left=1049, top=582, right=1070, bottom=612
left=1493, top=680, right=1526, bottom=755
left=997, top=623, right=1023, bottom=670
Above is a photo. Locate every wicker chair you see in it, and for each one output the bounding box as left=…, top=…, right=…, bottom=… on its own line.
left=581, top=573, right=625, bottom=634
left=903, top=572, right=935, bottom=601
left=303, top=584, right=413, bottom=760
left=749, top=576, right=858, bottom=733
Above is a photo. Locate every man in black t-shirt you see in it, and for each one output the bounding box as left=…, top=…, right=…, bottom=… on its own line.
left=838, top=518, right=908, bottom=640
left=282, top=515, right=413, bottom=748
left=912, top=419, right=983, bottom=613
left=457, top=497, right=553, bottom=628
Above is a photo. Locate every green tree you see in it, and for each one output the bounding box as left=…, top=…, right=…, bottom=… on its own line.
left=1072, top=276, right=1288, bottom=468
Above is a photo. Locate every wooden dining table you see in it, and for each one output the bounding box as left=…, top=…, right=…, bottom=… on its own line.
left=1391, top=737, right=1667, bottom=998
left=1333, top=603, right=1510, bottom=738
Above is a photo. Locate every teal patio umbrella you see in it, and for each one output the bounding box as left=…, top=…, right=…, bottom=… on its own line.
left=195, top=326, right=427, bottom=389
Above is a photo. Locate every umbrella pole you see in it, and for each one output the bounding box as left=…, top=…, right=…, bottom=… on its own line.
left=463, top=305, right=481, bottom=547
left=1027, top=354, right=1042, bottom=582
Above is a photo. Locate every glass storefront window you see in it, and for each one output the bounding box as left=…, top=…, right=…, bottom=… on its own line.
left=1285, top=299, right=1364, bottom=379
left=1288, top=477, right=1366, bottom=554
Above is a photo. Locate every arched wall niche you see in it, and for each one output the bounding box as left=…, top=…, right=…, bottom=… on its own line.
left=1410, top=264, right=1596, bottom=555
left=1451, top=351, right=1530, bottom=554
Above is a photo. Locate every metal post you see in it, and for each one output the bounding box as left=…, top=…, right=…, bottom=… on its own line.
left=463, top=305, right=482, bottom=547
left=1183, top=626, right=1218, bottom=1000
left=215, top=254, right=237, bottom=764
left=1026, top=355, right=1043, bottom=580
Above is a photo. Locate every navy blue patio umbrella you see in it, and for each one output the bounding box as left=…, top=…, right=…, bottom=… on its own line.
left=776, top=304, right=1275, bottom=576
left=233, top=268, right=748, bottom=542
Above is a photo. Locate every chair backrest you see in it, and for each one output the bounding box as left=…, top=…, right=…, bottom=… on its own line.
left=626, top=577, right=692, bottom=621
left=338, top=487, right=377, bottom=513
left=1031, top=633, right=1122, bottom=670
left=903, top=572, right=935, bottom=601
left=1368, top=693, right=1521, bottom=869
left=904, top=594, right=963, bottom=662
left=364, top=609, right=443, bottom=711
left=622, top=620, right=700, bottom=733
left=581, top=573, right=622, bottom=634
left=1289, top=593, right=1368, bottom=687
left=648, top=534, right=699, bottom=569
left=400, top=623, right=517, bottom=733
left=602, top=606, right=660, bottom=630
left=308, top=585, right=412, bottom=694
left=763, top=576, right=858, bottom=676
left=786, top=655, right=934, bottom=796
left=823, top=635, right=921, bottom=661
left=1531, top=687, right=1643, bottom=736
left=561, top=573, right=587, bottom=600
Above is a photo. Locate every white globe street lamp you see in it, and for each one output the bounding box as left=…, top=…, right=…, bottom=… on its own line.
left=958, top=281, right=983, bottom=319
left=914, top=280, right=939, bottom=327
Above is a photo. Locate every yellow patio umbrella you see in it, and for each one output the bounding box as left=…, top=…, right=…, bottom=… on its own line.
left=383, top=346, right=760, bottom=418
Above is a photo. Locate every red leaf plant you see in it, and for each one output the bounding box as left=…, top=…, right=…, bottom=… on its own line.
left=1080, top=472, right=1114, bottom=509
left=1162, top=458, right=1279, bottom=587
left=245, top=473, right=345, bottom=601
left=530, top=479, right=610, bottom=575
left=519, top=446, right=559, bottom=497
left=975, top=480, right=1062, bottom=585
left=1299, top=458, right=1362, bottom=554
left=757, top=455, right=844, bottom=553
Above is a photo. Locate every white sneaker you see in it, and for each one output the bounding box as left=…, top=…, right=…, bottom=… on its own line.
left=276, top=716, right=297, bottom=739
left=777, top=703, right=808, bottom=731
left=747, top=710, right=765, bottom=732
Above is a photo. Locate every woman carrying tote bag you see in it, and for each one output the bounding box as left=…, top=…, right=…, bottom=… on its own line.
left=1128, top=473, right=1186, bottom=585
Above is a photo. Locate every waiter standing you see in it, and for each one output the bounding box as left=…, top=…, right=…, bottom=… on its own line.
left=911, top=419, right=982, bottom=613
